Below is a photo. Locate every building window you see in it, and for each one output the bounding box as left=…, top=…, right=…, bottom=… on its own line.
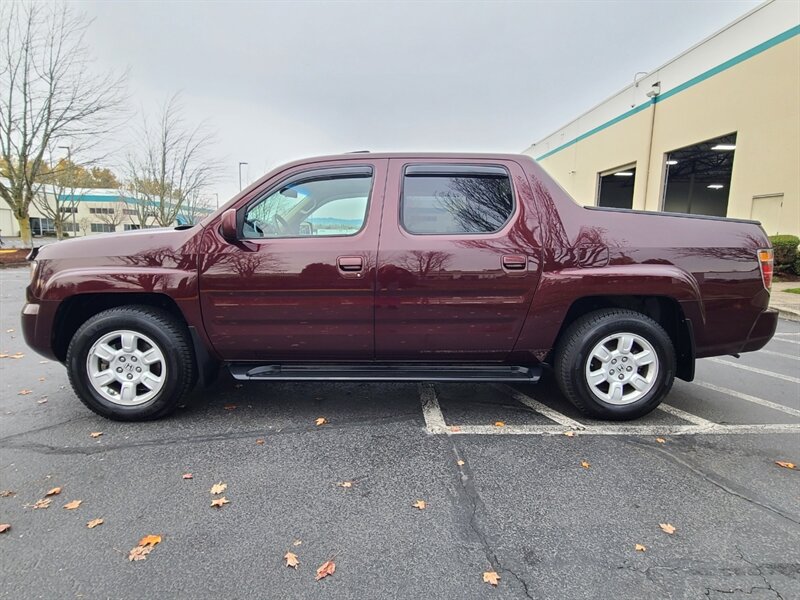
left=62, top=222, right=79, bottom=233
left=662, top=133, right=736, bottom=217
left=123, top=224, right=140, bottom=231
left=91, top=223, right=116, bottom=233
left=59, top=206, right=78, bottom=214
left=597, top=165, right=636, bottom=209
left=123, top=209, right=137, bottom=216
left=401, top=165, right=514, bottom=234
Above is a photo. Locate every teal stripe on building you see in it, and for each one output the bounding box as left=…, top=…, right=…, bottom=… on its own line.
left=536, top=24, right=800, bottom=162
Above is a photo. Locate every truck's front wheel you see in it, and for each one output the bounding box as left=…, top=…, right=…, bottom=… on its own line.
left=66, top=306, right=195, bottom=421
left=554, top=309, right=676, bottom=420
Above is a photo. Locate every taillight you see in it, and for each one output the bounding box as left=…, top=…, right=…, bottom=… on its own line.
left=758, top=248, right=773, bottom=290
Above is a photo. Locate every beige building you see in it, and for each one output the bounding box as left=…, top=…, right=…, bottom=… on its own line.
left=524, top=0, right=800, bottom=236
left=0, top=186, right=211, bottom=240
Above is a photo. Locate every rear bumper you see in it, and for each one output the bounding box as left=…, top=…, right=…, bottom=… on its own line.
left=21, top=301, right=59, bottom=361
left=741, top=308, right=779, bottom=353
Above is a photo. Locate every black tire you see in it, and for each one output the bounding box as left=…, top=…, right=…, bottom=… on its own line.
left=554, top=309, right=676, bottom=421
left=66, top=306, right=195, bottom=421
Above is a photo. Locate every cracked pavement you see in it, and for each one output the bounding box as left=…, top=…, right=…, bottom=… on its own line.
left=2, top=267, right=799, bottom=599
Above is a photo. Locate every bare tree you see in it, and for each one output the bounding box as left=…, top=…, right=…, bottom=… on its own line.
left=96, top=201, right=126, bottom=231
left=177, top=190, right=214, bottom=225
left=78, top=216, right=91, bottom=237
left=31, top=154, right=80, bottom=240
left=125, top=94, right=217, bottom=228
left=118, top=183, right=155, bottom=229
left=0, top=3, right=126, bottom=245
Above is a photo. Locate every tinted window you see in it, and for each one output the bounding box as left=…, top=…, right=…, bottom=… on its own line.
left=244, top=170, right=372, bottom=238
left=401, top=168, right=513, bottom=234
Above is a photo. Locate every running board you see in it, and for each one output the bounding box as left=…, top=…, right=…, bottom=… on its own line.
left=228, top=363, right=541, bottom=383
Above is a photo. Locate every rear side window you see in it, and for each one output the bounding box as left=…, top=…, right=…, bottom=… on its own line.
left=401, top=165, right=514, bottom=234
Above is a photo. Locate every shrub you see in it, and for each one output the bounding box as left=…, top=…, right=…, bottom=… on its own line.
left=769, top=234, right=799, bottom=273
left=794, top=254, right=800, bottom=277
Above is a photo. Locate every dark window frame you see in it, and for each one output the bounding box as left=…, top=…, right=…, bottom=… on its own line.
left=240, top=165, right=375, bottom=240
left=399, top=163, right=516, bottom=237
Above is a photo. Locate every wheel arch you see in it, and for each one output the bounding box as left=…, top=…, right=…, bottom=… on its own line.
left=552, top=295, right=695, bottom=382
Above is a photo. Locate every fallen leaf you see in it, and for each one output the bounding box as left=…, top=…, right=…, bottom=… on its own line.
left=581, top=460, right=591, bottom=469
left=563, top=431, right=575, bottom=437
left=17, top=389, right=32, bottom=395
left=32, top=498, right=51, bottom=509
left=223, top=404, right=237, bottom=411
left=45, top=487, right=62, bottom=496
left=255, top=438, right=265, bottom=445
left=128, top=545, right=153, bottom=561
left=457, top=460, right=465, bottom=466
left=659, top=523, right=676, bottom=535
left=284, top=551, right=299, bottom=569
left=139, top=534, right=162, bottom=547
left=11, top=353, right=25, bottom=359
left=483, top=571, right=500, bottom=586
left=412, top=500, right=426, bottom=510
left=87, top=518, right=104, bottom=529
left=293, top=539, right=302, bottom=546
left=450, top=426, right=462, bottom=433
left=635, top=544, right=647, bottom=552
left=0, top=490, right=15, bottom=498
left=655, top=437, right=666, bottom=444
left=494, top=421, right=505, bottom=427
left=210, top=482, right=227, bottom=495
left=211, top=497, right=230, bottom=508
left=37, top=398, right=48, bottom=404
left=337, top=481, right=353, bottom=488
left=63, top=499, right=82, bottom=510
left=775, top=461, right=796, bottom=470
left=315, top=560, right=336, bottom=580
left=0, top=523, right=10, bottom=533
left=5, top=328, right=13, bottom=333
left=89, top=432, right=103, bottom=438
left=38, top=377, right=45, bottom=382
left=315, top=417, right=327, bottom=426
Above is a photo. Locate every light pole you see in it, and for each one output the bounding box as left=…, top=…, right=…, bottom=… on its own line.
left=238, top=162, right=248, bottom=191
left=214, top=193, right=219, bottom=209
left=58, top=146, right=75, bottom=237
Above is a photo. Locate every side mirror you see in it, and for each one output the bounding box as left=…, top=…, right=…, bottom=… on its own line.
left=220, top=208, right=238, bottom=242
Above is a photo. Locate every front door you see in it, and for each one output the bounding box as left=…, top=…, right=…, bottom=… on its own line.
left=199, top=160, right=387, bottom=361
left=375, top=158, right=540, bottom=362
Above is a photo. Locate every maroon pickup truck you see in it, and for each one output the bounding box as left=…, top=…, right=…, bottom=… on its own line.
left=22, top=153, right=777, bottom=421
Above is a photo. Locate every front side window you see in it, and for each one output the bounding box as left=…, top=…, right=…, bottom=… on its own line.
left=401, top=166, right=513, bottom=234
left=243, top=169, right=373, bottom=239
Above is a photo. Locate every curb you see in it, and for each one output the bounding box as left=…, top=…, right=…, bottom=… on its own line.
left=774, top=306, right=800, bottom=322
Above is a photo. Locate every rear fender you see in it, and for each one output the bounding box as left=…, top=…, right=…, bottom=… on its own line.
left=513, top=264, right=703, bottom=358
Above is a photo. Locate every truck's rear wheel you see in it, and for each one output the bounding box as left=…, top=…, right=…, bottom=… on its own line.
left=554, top=309, right=675, bottom=420
left=66, top=306, right=195, bottom=421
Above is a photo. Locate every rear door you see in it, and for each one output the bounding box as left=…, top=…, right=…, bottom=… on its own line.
left=375, top=158, right=540, bottom=362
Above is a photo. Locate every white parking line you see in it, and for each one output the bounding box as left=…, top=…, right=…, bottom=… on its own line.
left=774, top=332, right=800, bottom=337
left=772, top=337, right=800, bottom=346
left=491, top=384, right=585, bottom=430
left=419, top=383, right=447, bottom=434
left=419, top=383, right=800, bottom=437
left=446, top=423, right=800, bottom=436
left=658, top=403, right=716, bottom=427
left=758, top=349, right=800, bottom=361
left=706, top=357, right=800, bottom=384
left=693, top=381, right=800, bottom=418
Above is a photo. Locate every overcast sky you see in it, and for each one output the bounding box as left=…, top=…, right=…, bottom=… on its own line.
left=76, top=0, right=761, bottom=203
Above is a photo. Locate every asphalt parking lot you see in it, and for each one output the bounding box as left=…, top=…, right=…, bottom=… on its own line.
left=1, top=266, right=798, bottom=599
